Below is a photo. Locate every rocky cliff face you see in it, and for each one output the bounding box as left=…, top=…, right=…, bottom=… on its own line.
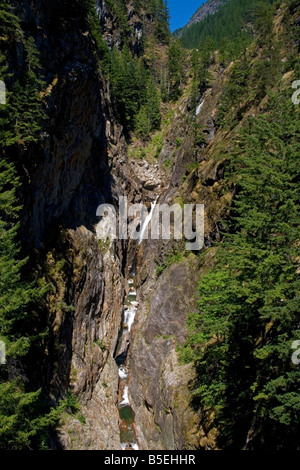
left=187, top=0, right=226, bottom=28
left=129, top=257, right=202, bottom=450
left=124, top=62, right=231, bottom=449
left=7, top=0, right=232, bottom=450
left=8, top=0, right=147, bottom=450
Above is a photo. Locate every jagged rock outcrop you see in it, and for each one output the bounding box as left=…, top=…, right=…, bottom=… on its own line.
left=186, top=0, right=227, bottom=29
left=47, top=227, right=124, bottom=450
left=175, top=0, right=227, bottom=37
left=8, top=0, right=146, bottom=449
left=96, top=0, right=156, bottom=54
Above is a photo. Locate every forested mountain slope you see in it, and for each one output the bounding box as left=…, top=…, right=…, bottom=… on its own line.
left=0, top=0, right=299, bottom=451
left=174, top=0, right=227, bottom=38
left=179, top=0, right=278, bottom=58
left=177, top=0, right=300, bottom=449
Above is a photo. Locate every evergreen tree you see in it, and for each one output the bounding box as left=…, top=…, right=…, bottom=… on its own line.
left=145, top=75, right=161, bottom=131
left=10, top=36, right=46, bottom=145
left=135, top=105, right=151, bottom=139
left=149, top=0, right=170, bottom=43
left=180, top=0, right=276, bottom=63
left=0, top=2, right=63, bottom=449
left=135, top=75, right=161, bottom=139
left=181, top=92, right=300, bottom=449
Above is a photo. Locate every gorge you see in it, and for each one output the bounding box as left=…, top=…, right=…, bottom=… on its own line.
left=0, top=0, right=299, bottom=452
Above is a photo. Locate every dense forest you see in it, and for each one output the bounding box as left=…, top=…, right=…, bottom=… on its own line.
left=179, top=0, right=300, bottom=449
left=180, top=0, right=278, bottom=62
left=0, top=0, right=299, bottom=451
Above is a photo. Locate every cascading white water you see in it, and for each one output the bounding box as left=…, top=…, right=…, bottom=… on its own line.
left=123, top=306, right=137, bottom=333
left=120, top=386, right=130, bottom=406
left=115, top=266, right=140, bottom=451
left=121, top=442, right=139, bottom=451
left=196, top=99, right=205, bottom=116
left=116, top=195, right=159, bottom=449
left=128, top=290, right=137, bottom=297
left=138, top=197, right=159, bottom=244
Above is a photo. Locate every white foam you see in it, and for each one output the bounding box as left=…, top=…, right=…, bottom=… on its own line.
left=128, top=290, right=137, bottom=297
left=118, top=365, right=128, bottom=380
left=121, top=442, right=139, bottom=451
left=124, top=307, right=137, bottom=332
left=196, top=99, right=205, bottom=116
left=120, top=386, right=130, bottom=406
left=138, top=197, right=159, bottom=244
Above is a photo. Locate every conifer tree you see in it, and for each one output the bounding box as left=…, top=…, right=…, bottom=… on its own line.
left=181, top=92, right=300, bottom=449
left=0, top=2, right=62, bottom=449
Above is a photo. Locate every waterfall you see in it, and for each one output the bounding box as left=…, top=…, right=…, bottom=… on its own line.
left=115, top=267, right=139, bottom=450
left=128, top=290, right=137, bottom=297
left=118, top=365, right=128, bottom=380
left=138, top=197, right=159, bottom=244
left=196, top=99, right=205, bottom=116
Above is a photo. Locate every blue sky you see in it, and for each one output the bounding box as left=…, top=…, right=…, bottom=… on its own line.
left=168, top=0, right=206, bottom=32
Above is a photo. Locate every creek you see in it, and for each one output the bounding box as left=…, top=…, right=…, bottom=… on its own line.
left=114, top=195, right=160, bottom=450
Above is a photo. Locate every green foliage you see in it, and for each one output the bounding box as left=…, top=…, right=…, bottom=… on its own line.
left=97, top=339, right=106, bottom=352
left=135, top=75, right=161, bottom=139
left=110, top=46, right=161, bottom=137
left=0, top=2, right=20, bottom=36
left=163, top=157, right=171, bottom=169
left=217, top=28, right=284, bottom=130
left=105, top=0, right=128, bottom=31
left=64, top=392, right=80, bottom=414
left=216, top=53, right=252, bottom=128
left=75, top=412, right=86, bottom=426
left=135, top=106, right=151, bottom=139
left=0, top=381, right=67, bottom=450
left=0, top=156, right=57, bottom=449
left=80, top=0, right=167, bottom=137
left=175, top=137, right=182, bottom=148
left=182, top=88, right=300, bottom=448
left=156, top=265, right=165, bottom=276
left=156, top=248, right=184, bottom=276
left=0, top=6, right=45, bottom=146
left=167, top=39, right=185, bottom=101
left=0, top=2, right=61, bottom=450
left=83, top=0, right=111, bottom=74
left=180, top=0, right=276, bottom=64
